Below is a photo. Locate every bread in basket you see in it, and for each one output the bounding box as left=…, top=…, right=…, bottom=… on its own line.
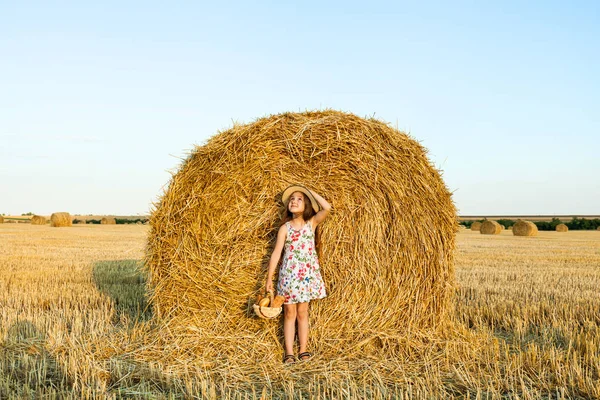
left=253, top=290, right=285, bottom=319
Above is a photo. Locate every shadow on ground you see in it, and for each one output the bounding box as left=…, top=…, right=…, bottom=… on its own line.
left=92, top=259, right=152, bottom=323
left=0, top=320, right=72, bottom=398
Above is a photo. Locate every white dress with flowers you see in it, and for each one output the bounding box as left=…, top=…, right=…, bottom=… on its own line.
left=277, top=221, right=327, bottom=304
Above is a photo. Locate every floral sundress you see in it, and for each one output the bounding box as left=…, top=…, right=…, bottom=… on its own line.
left=277, top=220, right=327, bottom=304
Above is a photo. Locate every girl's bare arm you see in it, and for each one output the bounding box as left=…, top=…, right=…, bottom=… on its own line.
left=265, top=225, right=288, bottom=291
left=310, top=189, right=331, bottom=228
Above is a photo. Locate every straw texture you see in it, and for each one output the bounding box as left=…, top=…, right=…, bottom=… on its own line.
left=50, top=212, right=72, bottom=227
left=480, top=220, right=502, bottom=235
left=145, top=110, right=457, bottom=364
left=556, top=224, right=568, bottom=232
left=471, top=221, right=482, bottom=231
left=101, top=217, right=116, bottom=225
left=512, top=220, right=538, bottom=236
left=31, top=215, right=47, bottom=225
left=0, top=216, right=3, bottom=224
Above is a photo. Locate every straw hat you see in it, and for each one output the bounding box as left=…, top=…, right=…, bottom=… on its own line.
left=281, top=185, right=320, bottom=213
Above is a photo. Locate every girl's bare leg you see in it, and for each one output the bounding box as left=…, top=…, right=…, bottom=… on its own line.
left=283, top=304, right=297, bottom=357
left=296, top=302, right=309, bottom=355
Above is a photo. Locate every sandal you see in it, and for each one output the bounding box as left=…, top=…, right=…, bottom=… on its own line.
left=283, top=354, right=296, bottom=364
left=298, top=352, right=312, bottom=361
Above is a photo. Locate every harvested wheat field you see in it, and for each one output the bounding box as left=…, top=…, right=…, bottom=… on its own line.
left=1, top=224, right=599, bottom=398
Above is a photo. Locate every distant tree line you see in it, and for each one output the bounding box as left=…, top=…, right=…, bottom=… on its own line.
left=72, top=218, right=148, bottom=225
left=461, top=217, right=600, bottom=230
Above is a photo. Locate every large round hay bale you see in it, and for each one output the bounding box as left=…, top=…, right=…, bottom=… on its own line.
left=146, top=110, right=457, bottom=360
left=470, top=221, right=482, bottom=231
left=480, top=220, right=502, bottom=235
left=31, top=215, right=47, bottom=225
left=50, top=212, right=72, bottom=227
left=101, top=217, right=116, bottom=225
left=556, top=223, right=568, bottom=232
left=512, top=220, right=538, bottom=236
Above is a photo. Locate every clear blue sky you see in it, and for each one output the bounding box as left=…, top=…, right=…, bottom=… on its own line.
left=1, top=1, right=599, bottom=216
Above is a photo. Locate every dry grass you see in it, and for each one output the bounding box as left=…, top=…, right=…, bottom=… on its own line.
left=1, top=224, right=599, bottom=398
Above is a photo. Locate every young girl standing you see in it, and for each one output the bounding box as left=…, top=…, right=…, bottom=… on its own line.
left=266, top=185, right=331, bottom=364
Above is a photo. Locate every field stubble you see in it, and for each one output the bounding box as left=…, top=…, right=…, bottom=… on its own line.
left=0, top=225, right=599, bottom=398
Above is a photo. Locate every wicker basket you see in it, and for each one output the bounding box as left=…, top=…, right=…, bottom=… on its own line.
left=253, top=290, right=282, bottom=319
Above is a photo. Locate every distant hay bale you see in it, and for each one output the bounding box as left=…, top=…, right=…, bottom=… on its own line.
left=597, top=226, right=600, bottom=231
left=76, top=219, right=87, bottom=225
left=146, top=110, right=458, bottom=362
left=512, top=220, right=538, bottom=236
left=470, top=221, right=482, bottom=231
left=136, top=221, right=142, bottom=225
left=500, top=224, right=506, bottom=230
left=480, top=220, right=502, bottom=235
left=50, top=212, right=72, bottom=227
left=0, top=215, right=3, bottom=224
left=31, top=215, right=47, bottom=225
left=508, top=226, right=513, bottom=230
left=556, top=224, right=568, bottom=232
left=6, top=219, right=17, bottom=224
left=101, top=217, right=116, bottom=225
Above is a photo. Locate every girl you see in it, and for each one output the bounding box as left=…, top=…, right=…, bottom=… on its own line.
left=265, top=185, right=331, bottom=364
